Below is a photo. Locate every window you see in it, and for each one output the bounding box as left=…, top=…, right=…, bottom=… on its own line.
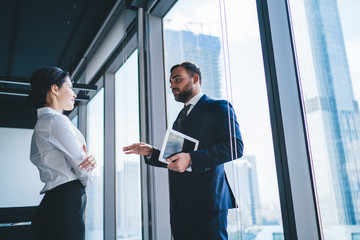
left=115, top=50, right=142, bottom=240
left=288, top=0, right=360, bottom=238
left=86, top=88, right=104, bottom=240
left=71, top=115, right=78, bottom=128
left=353, top=233, right=360, bottom=240
left=273, top=232, right=284, bottom=240
left=163, top=0, right=283, bottom=238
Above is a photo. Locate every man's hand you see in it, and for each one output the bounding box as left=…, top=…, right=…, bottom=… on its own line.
left=123, top=142, right=153, bottom=157
left=79, top=144, right=97, bottom=171
left=166, top=152, right=191, bottom=173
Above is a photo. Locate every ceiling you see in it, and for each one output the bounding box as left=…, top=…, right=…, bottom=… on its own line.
left=0, top=0, right=119, bottom=128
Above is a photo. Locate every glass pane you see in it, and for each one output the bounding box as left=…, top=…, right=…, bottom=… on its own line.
left=288, top=0, right=360, bottom=238
left=115, top=50, right=142, bottom=240
left=0, top=127, right=43, bottom=207
left=163, top=0, right=283, bottom=239
left=71, top=115, right=78, bottom=128
left=86, top=88, right=104, bottom=240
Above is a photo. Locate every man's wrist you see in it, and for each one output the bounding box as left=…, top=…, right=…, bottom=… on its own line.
left=146, top=146, right=154, bottom=158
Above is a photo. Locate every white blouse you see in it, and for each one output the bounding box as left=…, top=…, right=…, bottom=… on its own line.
left=30, top=107, right=92, bottom=194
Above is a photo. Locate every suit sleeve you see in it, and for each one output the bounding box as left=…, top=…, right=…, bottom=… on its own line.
left=189, top=101, right=244, bottom=174
left=144, top=147, right=168, bottom=168
left=49, top=115, right=92, bottom=186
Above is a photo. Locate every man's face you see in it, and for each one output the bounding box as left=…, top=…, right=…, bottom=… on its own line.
left=170, top=66, right=194, bottom=103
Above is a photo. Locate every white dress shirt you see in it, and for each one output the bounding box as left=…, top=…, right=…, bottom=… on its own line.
left=186, top=92, right=204, bottom=115
left=30, top=107, right=92, bottom=194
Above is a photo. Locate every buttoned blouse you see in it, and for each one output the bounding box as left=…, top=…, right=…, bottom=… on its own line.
left=30, top=107, right=92, bottom=194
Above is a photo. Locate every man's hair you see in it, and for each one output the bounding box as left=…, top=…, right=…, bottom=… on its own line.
left=170, top=61, right=202, bottom=84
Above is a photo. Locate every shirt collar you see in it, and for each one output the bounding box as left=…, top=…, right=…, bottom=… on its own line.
left=186, top=92, right=204, bottom=107
left=37, top=107, right=62, bottom=117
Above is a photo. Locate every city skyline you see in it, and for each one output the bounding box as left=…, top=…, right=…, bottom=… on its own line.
left=164, top=29, right=224, bottom=125
left=290, top=0, right=360, bottom=230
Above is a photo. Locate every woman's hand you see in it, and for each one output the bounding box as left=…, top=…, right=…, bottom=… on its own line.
left=79, top=144, right=97, bottom=171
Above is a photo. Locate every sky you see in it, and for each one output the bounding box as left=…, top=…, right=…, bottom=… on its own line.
left=337, top=1, right=360, bottom=101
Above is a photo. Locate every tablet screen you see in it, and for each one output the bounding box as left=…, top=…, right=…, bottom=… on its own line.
left=159, top=129, right=199, bottom=172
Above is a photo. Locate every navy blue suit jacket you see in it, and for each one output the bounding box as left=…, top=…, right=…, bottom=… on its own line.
left=145, top=94, right=243, bottom=213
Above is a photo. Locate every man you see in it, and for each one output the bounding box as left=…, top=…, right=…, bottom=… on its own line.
left=123, top=61, right=243, bottom=240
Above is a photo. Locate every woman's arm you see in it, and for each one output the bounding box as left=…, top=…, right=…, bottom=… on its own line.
left=49, top=115, right=93, bottom=184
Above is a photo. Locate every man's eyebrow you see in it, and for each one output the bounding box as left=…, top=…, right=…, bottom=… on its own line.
left=171, top=74, right=181, bottom=79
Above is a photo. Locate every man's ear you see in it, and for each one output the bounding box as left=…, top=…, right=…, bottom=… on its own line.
left=193, top=74, right=200, bottom=84
left=50, top=84, right=59, bottom=96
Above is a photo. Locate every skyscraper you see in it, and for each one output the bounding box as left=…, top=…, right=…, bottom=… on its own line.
left=226, top=155, right=262, bottom=227
left=164, top=29, right=224, bottom=123
left=301, top=0, right=360, bottom=226
left=164, top=29, right=223, bottom=99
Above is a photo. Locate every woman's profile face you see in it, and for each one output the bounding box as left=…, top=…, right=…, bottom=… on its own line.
left=57, top=76, right=77, bottom=111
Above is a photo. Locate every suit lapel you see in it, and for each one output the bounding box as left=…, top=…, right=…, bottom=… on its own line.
left=180, top=94, right=208, bottom=131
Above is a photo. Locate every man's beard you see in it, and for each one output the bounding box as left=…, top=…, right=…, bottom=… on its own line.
left=174, top=88, right=193, bottom=103
left=173, top=81, right=194, bottom=103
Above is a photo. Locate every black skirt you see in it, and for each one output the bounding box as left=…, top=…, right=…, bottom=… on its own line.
left=32, top=180, right=87, bottom=240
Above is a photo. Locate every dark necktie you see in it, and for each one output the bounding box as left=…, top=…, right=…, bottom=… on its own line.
left=175, top=104, right=191, bottom=131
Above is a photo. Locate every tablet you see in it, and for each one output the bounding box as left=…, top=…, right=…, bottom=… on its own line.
left=159, top=129, right=199, bottom=172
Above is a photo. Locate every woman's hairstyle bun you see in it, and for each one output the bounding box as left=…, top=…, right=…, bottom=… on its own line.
left=27, top=67, right=69, bottom=109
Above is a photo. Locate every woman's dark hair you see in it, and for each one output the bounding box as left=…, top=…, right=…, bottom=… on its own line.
left=27, top=67, right=69, bottom=109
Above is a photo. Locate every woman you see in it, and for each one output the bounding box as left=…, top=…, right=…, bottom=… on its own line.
left=28, top=67, right=96, bottom=240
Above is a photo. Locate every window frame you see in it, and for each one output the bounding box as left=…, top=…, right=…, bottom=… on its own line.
left=72, top=0, right=326, bottom=239
left=256, top=0, right=321, bottom=238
